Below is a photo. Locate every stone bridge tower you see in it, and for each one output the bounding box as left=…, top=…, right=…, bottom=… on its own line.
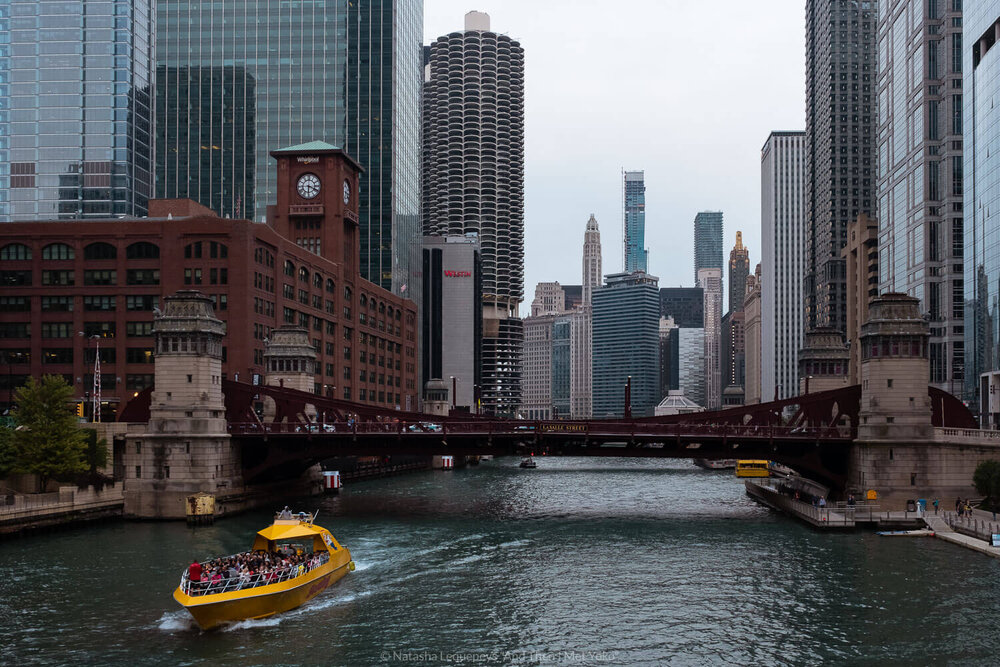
left=123, top=291, right=242, bottom=518
left=849, top=293, right=934, bottom=506
left=262, top=326, right=318, bottom=422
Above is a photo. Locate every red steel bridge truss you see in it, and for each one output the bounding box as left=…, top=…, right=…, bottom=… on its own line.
left=118, top=382, right=975, bottom=491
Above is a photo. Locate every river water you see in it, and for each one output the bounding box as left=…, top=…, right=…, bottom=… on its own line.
left=2, top=458, right=1000, bottom=666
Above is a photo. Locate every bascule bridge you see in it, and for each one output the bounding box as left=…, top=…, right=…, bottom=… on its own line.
left=111, top=291, right=999, bottom=519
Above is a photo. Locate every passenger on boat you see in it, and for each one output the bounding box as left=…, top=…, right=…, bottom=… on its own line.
left=278, top=506, right=293, bottom=519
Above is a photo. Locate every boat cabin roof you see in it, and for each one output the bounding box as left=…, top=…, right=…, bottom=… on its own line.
left=252, top=516, right=341, bottom=553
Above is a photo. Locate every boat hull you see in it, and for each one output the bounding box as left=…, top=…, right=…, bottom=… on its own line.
left=174, top=550, right=352, bottom=630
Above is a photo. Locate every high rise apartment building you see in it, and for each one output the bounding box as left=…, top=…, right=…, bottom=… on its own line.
left=0, top=1, right=154, bottom=222
left=804, top=0, right=878, bottom=334
left=698, top=267, right=723, bottom=409
left=877, top=0, right=964, bottom=394
left=964, top=0, right=1000, bottom=423
left=156, top=0, right=422, bottom=297
left=592, top=272, right=660, bottom=418
left=761, top=131, right=807, bottom=400
left=422, top=11, right=524, bottom=416
left=623, top=171, right=648, bottom=272
left=693, top=211, right=724, bottom=286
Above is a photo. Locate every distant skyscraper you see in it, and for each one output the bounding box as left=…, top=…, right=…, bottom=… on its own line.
left=157, top=0, right=422, bottom=297
left=744, top=266, right=762, bottom=404
left=623, top=171, right=648, bottom=272
left=698, top=267, right=723, bottom=409
left=728, top=232, right=750, bottom=314
left=1, top=1, right=154, bottom=221
left=422, top=11, right=524, bottom=416
left=660, top=288, right=705, bottom=328
left=592, top=271, right=660, bottom=417
left=693, top=212, right=724, bottom=286
left=583, top=214, right=602, bottom=305
left=878, top=0, right=963, bottom=395
left=804, top=0, right=877, bottom=333
left=964, top=0, right=1000, bottom=420
left=761, top=131, right=806, bottom=401
left=677, top=328, right=706, bottom=408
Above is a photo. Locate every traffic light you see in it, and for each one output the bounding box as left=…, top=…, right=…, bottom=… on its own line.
left=76, top=402, right=84, bottom=417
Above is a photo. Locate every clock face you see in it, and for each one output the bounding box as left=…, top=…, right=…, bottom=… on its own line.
left=343, top=180, right=351, bottom=204
left=297, top=173, right=321, bottom=199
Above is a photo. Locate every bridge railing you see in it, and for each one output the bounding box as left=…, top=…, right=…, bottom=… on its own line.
left=226, top=420, right=854, bottom=440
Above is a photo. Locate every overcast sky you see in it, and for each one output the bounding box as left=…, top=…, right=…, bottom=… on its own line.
left=424, top=1, right=806, bottom=313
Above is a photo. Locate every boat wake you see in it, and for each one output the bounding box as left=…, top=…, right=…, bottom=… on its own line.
left=155, top=610, right=198, bottom=632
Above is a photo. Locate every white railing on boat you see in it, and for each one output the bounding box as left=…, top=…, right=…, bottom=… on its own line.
left=180, top=551, right=330, bottom=596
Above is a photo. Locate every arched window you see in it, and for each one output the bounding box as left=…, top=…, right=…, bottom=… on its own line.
left=0, top=243, right=31, bottom=260
left=326, top=278, right=335, bottom=294
left=313, top=272, right=323, bottom=288
left=360, top=294, right=368, bottom=308
left=387, top=306, right=394, bottom=319
left=209, top=241, right=228, bottom=259
left=126, top=242, right=159, bottom=259
left=344, top=286, right=352, bottom=301
left=284, top=260, right=295, bottom=277
left=84, top=242, right=117, bottom=260
left=42, top=243, right=75, bottom=260
left=184, top=241, right=203, bottom=259
left=299, top=267, right=309, bottom=283
left=378, top=302, right=385, bottom=314
left=370, top=298, right=377, bottom=311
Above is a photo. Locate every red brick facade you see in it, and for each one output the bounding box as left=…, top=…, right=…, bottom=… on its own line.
left=0, top=146, right=418, bottom=418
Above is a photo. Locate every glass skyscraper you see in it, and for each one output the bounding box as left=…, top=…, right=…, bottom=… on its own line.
left=0, top=0, right=154, bottom=221
left=877, top=0, right=964, bottom=395
left=592, top=271, right=661, bottom=418
left=964, top=0, right=1000, bottom=423
left=693, top=211, right=723, bottom=284
left=156, top=0, right=422, bottom=295
left=623, top=170, right=648, bottom=272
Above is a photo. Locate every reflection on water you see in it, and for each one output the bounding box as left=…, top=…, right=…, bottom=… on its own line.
left=2, top=457, right=1000, bottom=665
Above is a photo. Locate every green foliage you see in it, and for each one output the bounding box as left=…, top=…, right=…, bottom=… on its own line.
left=973, top=460, right=1000, bottom=512
left=81, top=428, right=109, bottom=473
left=10, top=375, right=88, bottom=488
left=0, top=427, right=15, bottom=479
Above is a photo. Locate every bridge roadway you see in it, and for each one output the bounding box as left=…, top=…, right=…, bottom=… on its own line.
left=231, top=420, right=854, bottom=489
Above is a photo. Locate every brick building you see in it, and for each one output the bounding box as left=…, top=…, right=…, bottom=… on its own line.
left=0, top=142, right=418, bottom=418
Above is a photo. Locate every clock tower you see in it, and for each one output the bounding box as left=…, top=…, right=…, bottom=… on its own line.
left=269, top=141, right=363, bottom=275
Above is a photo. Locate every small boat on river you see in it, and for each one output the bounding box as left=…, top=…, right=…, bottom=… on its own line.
left=519, top=456, right=537, bottom=469
left=173, top=511, right=354, bottom=630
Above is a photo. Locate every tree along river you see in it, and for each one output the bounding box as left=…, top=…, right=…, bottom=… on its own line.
left=2, top=458, right=1000, bottom=666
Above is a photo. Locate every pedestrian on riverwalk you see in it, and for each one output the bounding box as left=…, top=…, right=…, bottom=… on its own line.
left=933, top=499, right=939, bottom=514
left=956, top=497, right=962, bottom=515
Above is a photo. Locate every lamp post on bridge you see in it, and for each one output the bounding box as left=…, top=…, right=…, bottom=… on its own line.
left=624, top=375, right=632, bottom=419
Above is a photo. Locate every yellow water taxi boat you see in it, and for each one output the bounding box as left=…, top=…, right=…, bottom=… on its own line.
left=173, top=511, right=354, bottom=630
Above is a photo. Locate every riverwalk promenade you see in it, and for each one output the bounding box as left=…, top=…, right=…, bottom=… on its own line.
left=0, top=483, right=124, bottom=536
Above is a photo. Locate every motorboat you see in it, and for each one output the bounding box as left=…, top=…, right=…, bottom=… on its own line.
left=173, top=511, right=354, bottom=630
left=692, top=459, right=737, bottom=470
left=519, top=456, right=537, bottom=469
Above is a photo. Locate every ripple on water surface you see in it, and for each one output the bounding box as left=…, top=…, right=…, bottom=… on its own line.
left=2, top=458, right=1000, bottom=666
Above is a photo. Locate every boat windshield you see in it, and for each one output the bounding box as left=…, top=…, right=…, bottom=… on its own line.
left=179, top=549, right=330, bottom=597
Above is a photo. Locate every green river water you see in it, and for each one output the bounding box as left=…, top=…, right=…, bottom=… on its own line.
left=1, top=457, right=999, bottom=666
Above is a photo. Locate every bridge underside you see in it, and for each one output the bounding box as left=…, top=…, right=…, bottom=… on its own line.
left=238, top=431, right=852, bottom=491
